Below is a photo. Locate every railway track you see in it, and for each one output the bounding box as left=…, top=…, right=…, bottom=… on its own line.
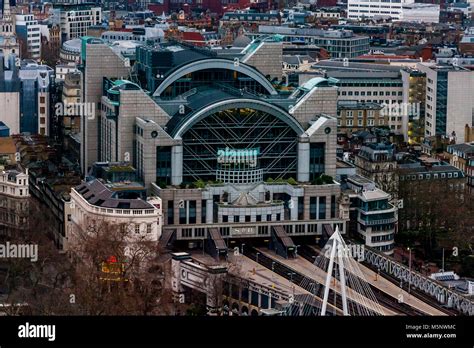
left=298, top=245, right=423, bottom=316
left=243, top=245, right=387, bottom=316
left=342, top=239, right=458, bottom=316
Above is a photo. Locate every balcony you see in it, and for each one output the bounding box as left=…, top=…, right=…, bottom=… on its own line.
left=358, top=217, right=397, bottom=226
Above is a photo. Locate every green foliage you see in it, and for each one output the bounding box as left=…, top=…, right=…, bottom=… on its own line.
left=312, top=175, right=334, bottom=185
left=194, top=179, right=206, bottom=189
left=287, top=177, right=297, bottom=185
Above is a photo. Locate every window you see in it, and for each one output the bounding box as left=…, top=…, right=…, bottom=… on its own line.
left=135, top=224, right=140, bottom=234
left=223, top=215, right=228, bottom=223
left=347, top=119, right=353, bottom=126
left=147, top=224, right=152, bottom=234
left=267, top=214, right=272, bottom=221
left=245, top=215, right=251, bottom=222
left=319, top=197, right=326, bottom=220
left=234, top=216, right=240, bottom=223
left=167, top=200, right=174, bottom=224
left=331, top=195, right=336, bottom=219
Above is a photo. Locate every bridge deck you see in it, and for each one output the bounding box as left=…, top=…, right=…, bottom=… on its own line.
left=309, top=246, right=447, bottom=316
left=189, top=251, right=342, bottom=315
left=256, top=248, right=396, bottom=315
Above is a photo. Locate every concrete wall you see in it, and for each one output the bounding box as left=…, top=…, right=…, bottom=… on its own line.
left=0, top=92, right=20, bottom=134
left=82, top=43, right=130, bottom=173
left=244, top=42, right=283, bottom=81
left=292, top=87, right=338, bottom=129
left=447, top=70, right=474, bottom=143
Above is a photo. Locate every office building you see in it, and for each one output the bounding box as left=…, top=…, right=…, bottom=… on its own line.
left=417, top=62, right=474, bottom=143
left=15, top=14, right=41, bottom=61
left=344, top=174, right=397, bottom=255
left=249, top=26, right=370, bottom=58
left=53, top=4, right=102, bottom=42
left=347, top=0, right=439, bottom=23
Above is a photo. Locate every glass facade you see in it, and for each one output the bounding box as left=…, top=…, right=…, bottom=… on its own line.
left=161, top=69, right=270, bottom=98
left=309, top=143, right=325, bottom=181
left=435, top=70, right=448, bottom=135
left=156, top=146, right=172, bottom=185
left=181, top=107, right=298, bottom=183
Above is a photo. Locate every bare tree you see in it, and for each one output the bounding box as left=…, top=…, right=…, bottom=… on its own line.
left=2, top=200, right=178, bottom=315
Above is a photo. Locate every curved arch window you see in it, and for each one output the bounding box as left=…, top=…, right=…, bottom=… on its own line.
left=180, top=107, right=298, bottom=182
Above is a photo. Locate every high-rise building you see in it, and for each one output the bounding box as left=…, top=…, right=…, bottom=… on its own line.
left=417, top=62, right=474, bottom=143
left=401, top=68, right=426, bottom=145
left=347, top=0, right=439, bottom=22
left=249, top=26, right=370, bottom=59
left=80, top=41, right=350, bottom=255
left=314, top=61, right=407, bottom=136
left=18, top=62, right=54, bottom=135
left=53, top=4, right=102, bottom=42
left=0, top=60, right=54, bottom=135
left=15, top=14, right=41, bottom=61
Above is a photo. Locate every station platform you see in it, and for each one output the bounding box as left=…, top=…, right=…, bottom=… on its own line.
left=255, top=248, right=395, bottom=315
left=189, top=251, right=342, bottom=315
left=308, top=246, right=447, bottom=316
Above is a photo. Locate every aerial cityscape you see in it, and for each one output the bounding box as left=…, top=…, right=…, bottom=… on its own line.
left=0, top=0, right=473, bottom=344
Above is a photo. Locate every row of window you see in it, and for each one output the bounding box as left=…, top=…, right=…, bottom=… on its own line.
left=222, top=214, right=281, bottom=223
left=339, top=119, right=382, bottom=126
left=400, top=172, right=460, bottom=180
left=340, top=90, right=402, bottom=96
left=342, top=110, right=377, bottom=117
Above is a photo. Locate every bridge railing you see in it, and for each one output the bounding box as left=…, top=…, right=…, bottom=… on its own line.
left=358, top=244, right=474, bottom=316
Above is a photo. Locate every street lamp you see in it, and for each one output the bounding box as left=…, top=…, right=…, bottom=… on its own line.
left=288, top=272, right=295, bottom=283
left=256, top=252, right=260, bottom=264
left=295, top=245, right=301, bottom=258
left=241, top=243, right=245, bottom=255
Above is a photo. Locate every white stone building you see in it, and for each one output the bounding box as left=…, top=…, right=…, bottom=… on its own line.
left=68, top=179, right=162, bottom=252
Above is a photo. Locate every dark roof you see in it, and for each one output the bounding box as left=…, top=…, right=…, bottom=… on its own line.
left=448, top=143, right=474, bottom=155
left=313, top=60, right=402, bottom=73
left=398, top=163, right=465, bottom=175
left=74, top=179, right=153, bottom=209
left=162, top=86, right=269, bottom=137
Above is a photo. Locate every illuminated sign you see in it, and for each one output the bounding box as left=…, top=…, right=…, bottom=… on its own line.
left=217, top=147, right=259, bottom=168
left=100, top=255, right=128, bottom=282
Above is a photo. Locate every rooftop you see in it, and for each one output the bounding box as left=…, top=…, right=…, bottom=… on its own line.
left=74, top=179, right=153, bottom=209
